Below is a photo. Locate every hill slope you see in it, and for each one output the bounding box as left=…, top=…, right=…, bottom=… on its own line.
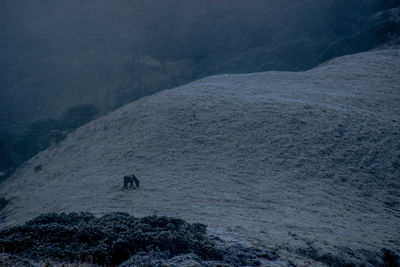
left=1, top=49, right=400, bottom=265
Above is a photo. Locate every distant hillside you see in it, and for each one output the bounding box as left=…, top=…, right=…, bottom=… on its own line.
left=1, top=49, right=399, bottom=265
left=0, top=0, right=399, bottom=133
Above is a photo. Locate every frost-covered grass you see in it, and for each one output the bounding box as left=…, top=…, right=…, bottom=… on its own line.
left=0, top=49, right=399, bottom=265
left=0, top=212, right=273, bottom=266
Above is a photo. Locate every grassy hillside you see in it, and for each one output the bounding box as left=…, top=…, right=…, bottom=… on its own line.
left=1, top=49, right=399, bottom=265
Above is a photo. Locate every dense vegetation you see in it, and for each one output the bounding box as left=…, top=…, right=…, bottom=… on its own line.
left=0, top=212, right=273, bottom=266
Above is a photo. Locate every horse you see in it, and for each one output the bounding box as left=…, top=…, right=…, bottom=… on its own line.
left=123, top=174, right=140, bottom=189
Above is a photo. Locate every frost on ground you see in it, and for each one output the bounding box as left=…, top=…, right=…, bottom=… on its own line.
left=0, top=212, right=276, bottom=266
left=0, top=49, right=399, bottom=266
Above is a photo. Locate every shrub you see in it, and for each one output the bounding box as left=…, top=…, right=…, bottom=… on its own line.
left=0, top=212, right=221, bottom=266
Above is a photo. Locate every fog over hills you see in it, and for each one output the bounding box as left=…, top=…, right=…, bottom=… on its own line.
left=1, top=49, right=399, bottom=265
left=1, top=0, right=399, bottom=133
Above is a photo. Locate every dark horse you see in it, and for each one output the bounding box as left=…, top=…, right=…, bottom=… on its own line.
left=124, top=174, right=140, bottom=189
